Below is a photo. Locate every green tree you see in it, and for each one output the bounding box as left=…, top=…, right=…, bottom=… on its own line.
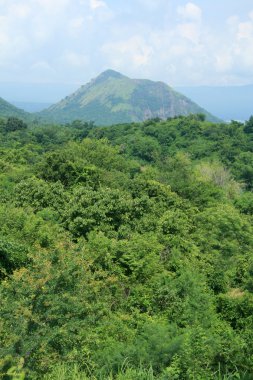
left=5, top=117, right=28, bottom=132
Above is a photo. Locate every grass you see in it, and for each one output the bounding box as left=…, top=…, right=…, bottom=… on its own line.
left=42, top=363, right=251, bottom=380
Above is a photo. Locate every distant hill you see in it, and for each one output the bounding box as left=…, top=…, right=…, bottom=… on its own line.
left=39, top=70, right=219, bottom=124
left=0, top=97, right=30, bottom=120
left=177, top=85, right=253, bottom=122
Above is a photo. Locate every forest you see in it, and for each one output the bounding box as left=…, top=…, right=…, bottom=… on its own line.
left=1, top=114, right=253, bottom=379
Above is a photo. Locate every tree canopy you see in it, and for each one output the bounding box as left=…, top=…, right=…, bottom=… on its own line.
left=0, top=115, right=253, bottom=379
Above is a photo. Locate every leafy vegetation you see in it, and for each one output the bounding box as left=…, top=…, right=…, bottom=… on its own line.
left=0, top=114, right=253, bottom=379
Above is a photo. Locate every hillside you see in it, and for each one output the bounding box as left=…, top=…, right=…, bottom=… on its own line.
left=0, top=96, right=30, bottom=120
left=39, top=70, right=219, bottom=124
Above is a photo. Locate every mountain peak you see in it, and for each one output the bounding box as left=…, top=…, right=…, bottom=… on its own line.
left=95, top=69, right=126, bottom=82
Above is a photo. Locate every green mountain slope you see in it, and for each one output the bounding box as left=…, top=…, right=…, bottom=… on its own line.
left=39, top=70, right=219, bottom=124
left=0, top=96, right=30, bottom=120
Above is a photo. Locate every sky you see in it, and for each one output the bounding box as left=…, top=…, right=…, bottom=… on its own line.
left=1, top=0, right=253, bottom=87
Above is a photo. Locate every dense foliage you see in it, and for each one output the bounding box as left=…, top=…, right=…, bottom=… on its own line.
left=0, top=115, right=253, bottom=379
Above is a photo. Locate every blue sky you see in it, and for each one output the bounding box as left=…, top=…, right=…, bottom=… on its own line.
left=1, top=0, right=253, bottom=86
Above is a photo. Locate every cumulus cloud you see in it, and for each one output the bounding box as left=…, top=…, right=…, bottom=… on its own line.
left=137, top=0, right=163, bottom=11
left=89, top=0, right=107, bottom=10
left=237, top=21, right=253, bottom=39
left=211, top=11, right=253, bottom=83
left=0, top=0, right=253, bottom=86
left=32, top=0, right=70, bottom=13
left=215, top=54, right=233, bottom=72
left=9, top=3, right=31, bottom=19
left=177, top=22, right=201, bottom=43
left=69, top=17, right=85, bottom=29
left=102, top=36, right=153, bottom=69
left=177, top=2, right=202, bottom=22
left=68, top=17, right=85, bottom=36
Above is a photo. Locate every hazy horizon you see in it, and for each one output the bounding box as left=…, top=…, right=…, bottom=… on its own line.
left=1, top=72, right=253, bottom=103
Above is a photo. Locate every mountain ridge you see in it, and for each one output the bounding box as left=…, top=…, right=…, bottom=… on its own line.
left=0, top=97, right=30, bottom=120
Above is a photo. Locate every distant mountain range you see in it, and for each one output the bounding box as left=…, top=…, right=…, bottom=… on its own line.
left=38, top=70, right=218, bottom=124
left=0, top=70, right=219, bottom=124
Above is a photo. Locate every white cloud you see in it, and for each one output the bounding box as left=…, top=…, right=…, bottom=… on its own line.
left=0, top=32, right=8, bottom=46
left=177, top=2, right=202, bottom=22
left=102, top=36, right=153, bottom=69
left=9, top=3, right=31, bottom=19
left=32, top=0, right=70, bottom=13
left=32, top=21, right=52, bottom=44
left=137, top=0, right=162, bottom=11
left=0, top=31, right=10, bottom=63
left=215, top=53, right=233, bottom=72
left=68, top=17, right=85, bottom=36
left=227, top=15, right=239, bottom=26
left=176, top=3, right=202, bottom=46
left=69, top=17, right=85, bottom=29
left=89, top=0, right=106, bottom=10
left=237, top=21, right=253, bottom=39
left=177, top=22, right=200, bottom=43
left=0, top=0, right=253, bottom=87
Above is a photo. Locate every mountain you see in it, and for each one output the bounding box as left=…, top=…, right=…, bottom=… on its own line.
left=177, top=84, right=253, bottom=122
left=39, top=70, right=219, bottom=124
left=0, top=96, right=30, bottom=120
